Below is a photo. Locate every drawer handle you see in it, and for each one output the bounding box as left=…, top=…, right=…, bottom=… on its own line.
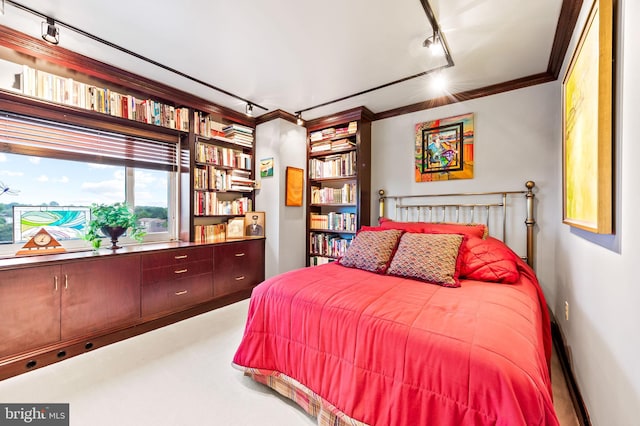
left=235, top=253, right=245, bottom=257
left=235, top=276, right=245, bottom=281
left=174, top=269, right=188, bottom=274
left=175, top=290, right=188, bottom=296
left=174, top=254, right=188, bottom=259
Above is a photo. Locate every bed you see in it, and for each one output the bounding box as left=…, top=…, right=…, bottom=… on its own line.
left=232, top=181, right=559, bottom=426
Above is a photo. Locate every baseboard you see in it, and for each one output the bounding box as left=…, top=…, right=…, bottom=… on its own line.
left=550, top=313, right=591, bottom=425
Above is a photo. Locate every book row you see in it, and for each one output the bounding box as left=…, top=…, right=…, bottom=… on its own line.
left=194, top=113, right=254, bottom=146
left=17, top=65, right=191, bottom=130
left=308, top=256, right=335, bottom=266
left=310, top=183, right=356, bottom=204
left=194, top=167, right=255, bottom=192
left=309, top=121, right=358, bottom=142
left=309, top=212, right=357, bottom=232
left=194, top=193, right=251, bottom=216
left=194, top=223, right=227, bottom=244
left=309, top=151, right=357, bottom=179
left=195, top=142, right=252, bottom=170
left=309, top=232, right=352, bottom=258
left=310, top=137, right=355, bottom=153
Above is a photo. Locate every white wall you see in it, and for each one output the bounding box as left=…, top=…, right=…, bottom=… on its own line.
left=553, top=0, right=640, bottom=424
left=371, top=83, right=561, bottom=306
left=255, top=118, right=307, bottom=278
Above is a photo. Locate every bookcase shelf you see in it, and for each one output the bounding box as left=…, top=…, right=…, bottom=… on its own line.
left=305, top=107, right=373, bottom=267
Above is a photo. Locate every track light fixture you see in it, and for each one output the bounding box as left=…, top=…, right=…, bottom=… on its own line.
left=296, top=112, right=304, bottom=126
left=245, top=103, right=253, bottom=117
left=41, top=17, right=59, bottom=45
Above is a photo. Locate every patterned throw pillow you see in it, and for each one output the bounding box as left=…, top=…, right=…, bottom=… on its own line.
left=387, top=233, right=464, bottom=287
left=338, top=229, right=403, bottom=273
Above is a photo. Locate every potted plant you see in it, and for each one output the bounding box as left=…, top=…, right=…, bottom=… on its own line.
left=84, top=202, right=146, bottom=250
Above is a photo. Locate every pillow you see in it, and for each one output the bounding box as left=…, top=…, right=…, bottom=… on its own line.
left=379, top=218, right=487, bottom=239
left=338, top=229, right=403, bottom=273
left=378, top=218, right=425, bottom=233
left=459, top=237, right=520, bottom=283
left=386, top=233, right=465, bottom=287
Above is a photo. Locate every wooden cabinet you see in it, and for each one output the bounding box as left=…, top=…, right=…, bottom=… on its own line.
left=141, top=246, right=213, bottom=317
left=213, top=239, right=265, bottom=297
left=305, top=107, right=373, bottom=266
left=0, top=266, right=60, bottom=358
left=60, top=256, right=141, bottom=340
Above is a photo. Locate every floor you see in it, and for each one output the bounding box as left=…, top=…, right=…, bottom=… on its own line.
left=0, top=299, right=580, bottom=425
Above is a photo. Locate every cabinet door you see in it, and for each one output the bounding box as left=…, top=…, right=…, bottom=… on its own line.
left=0, top=266, right=60, bottom=358
left=213, top=239, right=265, bottom=297
left=60, top=256, right=140, bottom=340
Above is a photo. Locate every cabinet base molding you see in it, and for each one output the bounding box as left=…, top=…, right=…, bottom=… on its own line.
left=0, top=289, right=252, bottom=381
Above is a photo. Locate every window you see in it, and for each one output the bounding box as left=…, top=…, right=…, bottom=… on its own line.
left=0, top=152, right=176, bottom=256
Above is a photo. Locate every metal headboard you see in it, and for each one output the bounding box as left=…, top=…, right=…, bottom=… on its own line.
left=378, top=181, right=536, bottom=268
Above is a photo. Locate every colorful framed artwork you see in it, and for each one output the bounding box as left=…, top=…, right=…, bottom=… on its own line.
left=415, top=113, right=474, bottom=182
left=260, top=158, right=274, bottom=177
left=285, top=166, right=304, bottom=206
left=13, top=206, right=90, bottom=242
left=562, top=0, right=613, bottom=234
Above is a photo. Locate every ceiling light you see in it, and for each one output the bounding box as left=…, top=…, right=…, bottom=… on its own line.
left=41, top=17, right=59, bottom=45
left=245, top=103, right=253, bottom=117
left=431, top=72, right=447, bottom=92
left=296, top=112, right=304, bottom=126
left=423, top=33, right=444, bottom=57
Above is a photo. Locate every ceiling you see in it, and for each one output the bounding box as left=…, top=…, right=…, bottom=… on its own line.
left=0, top=0, right=573, bottom=121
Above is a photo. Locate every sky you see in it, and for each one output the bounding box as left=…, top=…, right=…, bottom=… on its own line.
left=0, top=152, right=168, bottom=207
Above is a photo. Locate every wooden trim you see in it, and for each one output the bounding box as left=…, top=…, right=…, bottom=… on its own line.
left=306, top=106, right=375, bottom=131
left=0, top=24, right=255, bottom=127
left=374, top=73, right=554, bottom=121
left=255, top=109, right=298, bottom=125
left=550, top=313, right=592, bottom=426
left=548, top=0, right=585, bottom=78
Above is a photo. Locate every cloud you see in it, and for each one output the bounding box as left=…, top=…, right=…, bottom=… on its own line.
left=0, top=170, right=24, bottom=177
left=37, top=175, right=49, bottom=182
left=54, top=176, right=70, bottom=183
left=87, top=163, right=116, bottom=169
left=0, top=153, right=6, bottom=162
left=28, top=157, right=41, bottom=164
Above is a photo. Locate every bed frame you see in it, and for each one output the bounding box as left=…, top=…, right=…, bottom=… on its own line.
left=378, top=181, right=536, bottom=268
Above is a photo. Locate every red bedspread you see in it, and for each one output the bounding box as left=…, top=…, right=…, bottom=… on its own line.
left=233, top=261, right=558, bottom=426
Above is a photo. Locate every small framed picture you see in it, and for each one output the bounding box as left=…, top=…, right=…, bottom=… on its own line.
left=244, top=211, right=265, bottom=237
left=260, top=158, right=274, bottom=177
left=226, top=217, right=245, bottom=239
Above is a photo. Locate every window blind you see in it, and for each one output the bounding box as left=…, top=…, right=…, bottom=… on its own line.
left=0, top=111, right=178, bottom=171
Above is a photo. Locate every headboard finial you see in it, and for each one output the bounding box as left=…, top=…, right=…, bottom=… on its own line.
left=526, top=180, right=535, bottom=190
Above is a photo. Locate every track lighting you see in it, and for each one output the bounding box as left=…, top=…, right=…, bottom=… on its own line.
left=423, top=33, right=444, bottom=57
left=245, top=103, right=253, bottom=117
left=296, top=112, right=304, bottom=126
left=41, top=17, right=60, bottom=45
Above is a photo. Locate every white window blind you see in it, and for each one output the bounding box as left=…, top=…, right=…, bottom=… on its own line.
left=0, top=111, right=178, bottom=171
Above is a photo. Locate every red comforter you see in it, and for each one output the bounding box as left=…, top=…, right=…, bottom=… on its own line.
left=233, top=261, right=558, bottom=426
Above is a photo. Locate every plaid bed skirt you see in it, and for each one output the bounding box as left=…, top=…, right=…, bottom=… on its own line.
left=233, top=364, right=368, bottom=426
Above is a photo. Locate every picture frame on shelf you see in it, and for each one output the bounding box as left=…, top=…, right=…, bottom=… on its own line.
left=244, top=211, right=265, bottom=237
left=562, top=0, right=613, bottom=234
left=226, top=217, right=245, bottom=239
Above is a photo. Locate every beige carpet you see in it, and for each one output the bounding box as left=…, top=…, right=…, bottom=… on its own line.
left=0, top=299, right=579, bottom=425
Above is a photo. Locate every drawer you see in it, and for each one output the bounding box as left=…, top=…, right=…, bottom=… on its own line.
left=142, top=246, right=212, bottom=269
left=142, top=259, right=212, bottom=285
left=213, top=239, right=265, bottom=297
left=142, top=273, right=213, bottom=317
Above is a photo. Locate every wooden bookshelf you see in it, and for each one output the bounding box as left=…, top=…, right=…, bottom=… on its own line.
left=305, top=107, right=373, bottom=266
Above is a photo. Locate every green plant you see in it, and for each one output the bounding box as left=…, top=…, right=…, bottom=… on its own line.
left=84, top=202, right=146, bottom=249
